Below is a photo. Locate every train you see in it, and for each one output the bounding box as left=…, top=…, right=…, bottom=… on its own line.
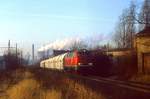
left=40, top=49, right=112, bottom=75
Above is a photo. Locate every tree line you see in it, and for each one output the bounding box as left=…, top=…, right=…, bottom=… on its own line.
left=69, top=0, right=150, bottom=51
left=3, top=48, right=29, bottom=70
left=113, top=0, right=150, bottom=49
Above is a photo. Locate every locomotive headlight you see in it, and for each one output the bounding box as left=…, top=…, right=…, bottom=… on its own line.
left=78, top=63, right=81, bottom=65
left=88, top=63, right=93, bottom=66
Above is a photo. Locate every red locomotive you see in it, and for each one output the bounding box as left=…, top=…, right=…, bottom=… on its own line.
left=40, top=49, right=112, bottom=76
left=64, top=50, right=93, bottom=72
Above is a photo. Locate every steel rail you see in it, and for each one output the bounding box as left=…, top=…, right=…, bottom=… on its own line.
left=80, top=75, right=150, bottom=93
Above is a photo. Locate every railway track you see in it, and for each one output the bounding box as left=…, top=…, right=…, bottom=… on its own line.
left=80, top=75, right=150, bottom=93
left=37, top=68, right=150, bottom=98
left=39, top=68, right=150, bottom=94
left=66, top=73, right=150, bottom=98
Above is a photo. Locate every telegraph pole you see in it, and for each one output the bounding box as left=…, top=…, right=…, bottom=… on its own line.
left=20, top=50, right=23, bottom=65
left=16, top=43, right=17, bottom=58
left=32, top=44, right=34, bottom=64
left=8, top=40, right=10, bottom=54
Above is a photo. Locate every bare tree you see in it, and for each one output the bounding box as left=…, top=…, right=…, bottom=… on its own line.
left=113, top=2, right=136, bottom=48
left=126, top=1, right=136, bottom=48
left=113, top=16, right=127, bottom=48
left=138, top=0, right=150, bottom=30
left=3, top=48, right=27, bottom=70
left=69, top=40, right=87, bottom=51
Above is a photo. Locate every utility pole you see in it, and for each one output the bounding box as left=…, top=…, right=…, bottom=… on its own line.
left=20, top=50, right=23, bottom=65
left=16, top=43, right=17, bottom=58
left=26, top=52, right=30, bottom=65
left=32, top=44, right=34, bottom=64
left=8, top=40, right=10, bottom=54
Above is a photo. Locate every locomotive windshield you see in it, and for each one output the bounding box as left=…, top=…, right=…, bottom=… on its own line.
left=78, top=51, right=91, bottom=57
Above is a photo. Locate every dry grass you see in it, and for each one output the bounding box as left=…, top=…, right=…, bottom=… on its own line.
left=6, top=79, right=62, bottom=99
left=63, top=78, right=104, bottom=99
left=0, top=68, right=105, bottom=99
left=6, top=79, right=40, bottom=99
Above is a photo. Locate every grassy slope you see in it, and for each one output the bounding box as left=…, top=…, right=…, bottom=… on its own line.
left=0, top=68, right=105, bottom=99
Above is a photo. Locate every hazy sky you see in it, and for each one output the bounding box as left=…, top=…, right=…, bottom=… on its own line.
left=0, top=0, right=143, bottom=49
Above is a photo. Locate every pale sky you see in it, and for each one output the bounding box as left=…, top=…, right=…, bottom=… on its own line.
left=0, top=0, right=143, bottom=55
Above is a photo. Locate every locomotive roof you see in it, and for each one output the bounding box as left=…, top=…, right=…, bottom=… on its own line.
left=49, top=52, right=67, bottom=59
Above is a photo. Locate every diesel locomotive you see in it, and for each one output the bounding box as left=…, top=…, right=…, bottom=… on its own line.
left=40, top=50, right=94, bottom=73
left=40, top=50, right=112, bottom=75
